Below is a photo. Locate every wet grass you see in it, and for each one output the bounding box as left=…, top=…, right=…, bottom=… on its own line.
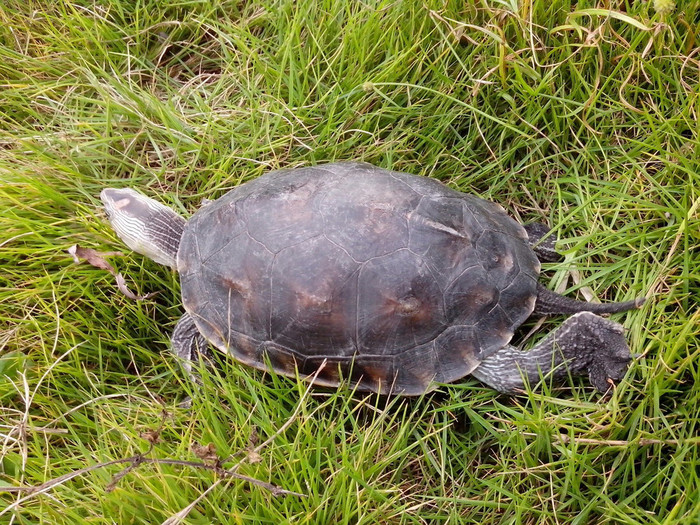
left=1, top=0, right=699, bottom=523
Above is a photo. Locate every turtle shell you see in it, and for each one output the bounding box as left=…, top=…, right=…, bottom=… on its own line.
left=177, top=162, right=540, bottom=395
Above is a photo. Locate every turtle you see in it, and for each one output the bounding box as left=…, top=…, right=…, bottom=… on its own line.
left=100, top=161, right=644, bottom=395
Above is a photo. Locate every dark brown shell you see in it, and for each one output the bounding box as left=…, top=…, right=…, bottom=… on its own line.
left=177, top=162, right=540, bottom=394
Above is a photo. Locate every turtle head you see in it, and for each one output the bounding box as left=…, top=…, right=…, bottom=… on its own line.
left=101, top=187, right=186, bottom=268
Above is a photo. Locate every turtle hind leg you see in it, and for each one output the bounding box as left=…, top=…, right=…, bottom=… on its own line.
left=471, top=312, right=633, bottom=394
left=171, top=312, right=213, bottom=383
left=523, top=222, right=562, bottom=263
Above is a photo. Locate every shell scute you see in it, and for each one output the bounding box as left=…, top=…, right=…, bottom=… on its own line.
left=356, top=249, right=446, bottom=355
left=318, top=169, right=418, bottom=261
left=444, top=266, right=499, bottom=326
left=270, top=235, right=359, bottom=354
left=475, top=229, right=523, bottom=289
left=260, top=341, right=300, bottom=376
left=390, top=342, right=438, bottom=395
left=188, top=232, right=274, bottom=343
left=408, top=197, right=474, bottom=275
left=433, top=325, right=481, bottom=381
left=240, top=175, right=323, bottom=253
left=474, top=305, right=515, bottom=359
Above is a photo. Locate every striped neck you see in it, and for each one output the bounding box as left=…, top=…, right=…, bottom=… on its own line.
left=101, top=187, right=185, bottom=268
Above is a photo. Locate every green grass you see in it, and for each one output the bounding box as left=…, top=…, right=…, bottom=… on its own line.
left=1, top=0, right=699, bottom=523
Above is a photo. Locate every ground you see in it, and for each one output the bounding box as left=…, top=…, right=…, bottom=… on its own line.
left=1, top=0, right=699, bottom=523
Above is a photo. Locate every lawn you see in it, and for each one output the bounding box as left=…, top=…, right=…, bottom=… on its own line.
left=1, top=0, right=699, bottom=523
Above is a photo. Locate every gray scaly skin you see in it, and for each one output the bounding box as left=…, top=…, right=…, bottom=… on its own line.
left=101, top=187, right=642, bottom=394
left=523, top=222, right=561, bottom=263
left=471, top=311, right=632, bottom=392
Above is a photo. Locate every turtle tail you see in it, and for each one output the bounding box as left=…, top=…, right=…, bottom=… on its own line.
left=533, top=283, right=645, bottom=317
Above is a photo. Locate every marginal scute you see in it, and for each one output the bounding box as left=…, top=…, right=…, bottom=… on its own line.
left=433, top=325, right=481, bottom=382
left=499, top=279, right=538, bottom=326
left=474, top=305, right=515, bottom=359
left=346, top=358, right=393, bottom=393
left=178, top=162, right=540, bottom=394
left=387, top=168, right=450, bottom=198
left=358, top=362, right=394, bottom=391
left=465, top=195, right=525, bottom=238
left=301, top=356, right=337, bottom=381
left=260, top=342, right=299, bottom=376
left=391, top=342, right=438, bottom=394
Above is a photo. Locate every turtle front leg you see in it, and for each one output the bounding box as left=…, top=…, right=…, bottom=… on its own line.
left=171, top=312, right=213, bottom=382
left=471, top=312, right=633, bottom=393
